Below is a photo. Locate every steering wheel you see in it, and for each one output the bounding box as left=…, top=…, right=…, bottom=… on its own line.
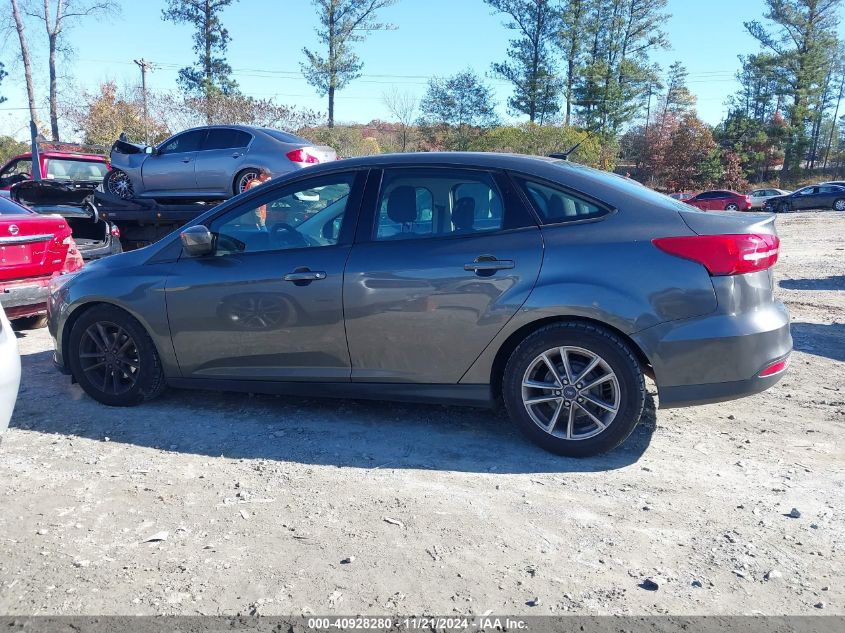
left=271, top=223, right=308, bottom=249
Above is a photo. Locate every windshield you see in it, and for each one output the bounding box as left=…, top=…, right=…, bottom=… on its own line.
left=46, top=158, right=108, bottom=181
left=262, top=128, right=309, bottom=145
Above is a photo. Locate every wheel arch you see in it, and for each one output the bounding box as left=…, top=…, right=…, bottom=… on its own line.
left=60, top=300, right=167, bottom=377
left=487, top=315, right=654, bottom=399
left=232, top=167, right=263, bottom=195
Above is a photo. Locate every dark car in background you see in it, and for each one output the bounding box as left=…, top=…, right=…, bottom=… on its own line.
left=685, top=190, right=752, bottom=211
left=105, top=125, right=338, bottom=201
left=48, top=153, right=791, bottom=458
left=764, top=184, right=845, bottom=213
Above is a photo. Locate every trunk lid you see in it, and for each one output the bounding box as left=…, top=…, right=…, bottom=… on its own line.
left=0, top=214, right=71, bottom=281
left=678, top=208, right=777, bottom=236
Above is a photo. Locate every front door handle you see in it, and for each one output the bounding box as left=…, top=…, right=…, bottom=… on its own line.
left=232, top=152, right=242, bottom=158
left=464, top=258, right=514, bottom=273
left=181, top=157, right=192, bottom=163
left=284, top=269, right=327, bottom=283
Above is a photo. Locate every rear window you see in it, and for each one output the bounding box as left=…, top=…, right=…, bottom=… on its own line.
left=262, top=128, right=309, bottom=145
left=46, top=159, right=108, bottom=181
left=0, top=197, right=32, bottom=215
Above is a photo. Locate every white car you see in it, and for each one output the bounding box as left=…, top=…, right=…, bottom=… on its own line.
left=0, top=304, right=21, bottom=438
left=747, top=188, right=791, bottom=209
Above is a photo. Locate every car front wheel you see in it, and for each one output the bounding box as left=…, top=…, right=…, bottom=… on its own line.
left=68, top=305, right=165, bottom=407
left=502, top=322, right=646, bottom=457
left=104, top=169, right=135, bottom=200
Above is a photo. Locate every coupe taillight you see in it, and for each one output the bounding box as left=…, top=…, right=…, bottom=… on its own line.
left=286, top=148, right=320, bottom=165
left=652, top=234, right=780, bottom=276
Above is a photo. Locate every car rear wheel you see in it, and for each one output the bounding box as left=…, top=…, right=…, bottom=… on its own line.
left=104, top=169, right=135, bottom=200
left=68, top=305, right=165, bottom=407
left=833, top=199, right=845, bottom=211
left=725, top=203, right=739, bottom=211
left=234, top=169, right=261, bottom=196
left=502, top=322, right=645, bottom=457
left=778, top=202, right=790, bottom=214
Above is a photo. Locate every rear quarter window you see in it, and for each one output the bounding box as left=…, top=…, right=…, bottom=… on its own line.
left=514, top=177, right=608, bottom=223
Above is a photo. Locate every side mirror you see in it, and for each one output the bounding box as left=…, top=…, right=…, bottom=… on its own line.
left=144, top=146, right=157, bottom=155
left=180, top=225, right=214, bottom=257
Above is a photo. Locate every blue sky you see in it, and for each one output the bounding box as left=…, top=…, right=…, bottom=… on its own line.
left=0, top=0, right=836, bottom=139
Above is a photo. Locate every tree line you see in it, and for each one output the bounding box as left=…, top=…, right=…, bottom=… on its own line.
left=2, top=0, right=845, bottom=190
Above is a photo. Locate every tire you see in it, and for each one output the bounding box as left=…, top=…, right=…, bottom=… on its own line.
left=234, top=169, right=261, bottom=197
left=67, top=304, right=165, bottom=407
left=725, top=203, right=739, bottom=211
left=778, top=202, right=790, bottom=214
left=502, top=322, right=645, bottom=457
left=104, top=169, right=135, bottom=200
left=833, top=199, right=845, bottom=211
left=11, top=314, right=48, bottom=331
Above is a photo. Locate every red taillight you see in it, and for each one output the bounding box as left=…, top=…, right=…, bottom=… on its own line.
left=758, top=357, right=789, bottom=377
left=652, top=234, right=780, bottom=276
left=61, top=236, right=84, bottom=274
left=286, top=148, right=320, bottom=164
left=110, top=224, right=121, bottom=238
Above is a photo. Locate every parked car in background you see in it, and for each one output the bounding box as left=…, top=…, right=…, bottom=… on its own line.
left=685, top=190, right=752, bottom=211
left=747, top=188, right=791, bottom=209
left=0, top=150, right=109, bottom=195
left=668, top=192, right=695, bottom=201
left=0, top=303, right=21, bottom=439
left=10, top=179, right=122, bottom=260
left=105, top=125, right=338, bottom=201
left=1, top=196, right=84, bottom=328
left=764, top=184, right=845, bottom=213
left=50, top=153, right=791, bottom=458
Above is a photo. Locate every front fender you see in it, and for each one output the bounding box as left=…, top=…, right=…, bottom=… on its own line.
left=51, top=259, right=179, bottom=378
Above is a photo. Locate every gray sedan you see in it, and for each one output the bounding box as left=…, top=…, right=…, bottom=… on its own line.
left=105, top=125, right=337, bottom=200
left=49, top=153, right=791, bottom=457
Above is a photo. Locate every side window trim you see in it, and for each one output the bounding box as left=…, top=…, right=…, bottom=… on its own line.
left=507, top=171, right=614, bottom=226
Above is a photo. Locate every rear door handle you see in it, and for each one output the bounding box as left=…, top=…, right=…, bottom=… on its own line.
left=181, top=157, right=192, bottom=163
left=464, top=259, right=514, bottom=272
left=284, top=270, right=327, bottom=282
left=232, top=152, right=242, bottom=158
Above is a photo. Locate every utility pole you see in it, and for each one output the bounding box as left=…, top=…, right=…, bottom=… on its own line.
left=134, top=58, right=154, bottom=145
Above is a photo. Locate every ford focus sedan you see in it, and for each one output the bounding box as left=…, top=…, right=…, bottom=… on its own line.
left=48, top=153, right=791, bottom=457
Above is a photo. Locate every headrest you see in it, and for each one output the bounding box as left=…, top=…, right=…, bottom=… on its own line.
left=386, top=186, right=418, bottom=224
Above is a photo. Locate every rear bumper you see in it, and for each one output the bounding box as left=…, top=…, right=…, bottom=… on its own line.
left=0, top=279, right=50, bottom=319
left=633, top=300, right=792, bottom=409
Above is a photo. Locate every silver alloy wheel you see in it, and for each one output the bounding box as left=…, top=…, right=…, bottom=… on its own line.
left=238, top=171, right=260, bottom=194
left=834, top=199, right=845, bottom=211
left=726, top=203, right=739, bottom=210
left=106, top=170, right=134, bottom=199
left=521, top=346, right=620, bottom=440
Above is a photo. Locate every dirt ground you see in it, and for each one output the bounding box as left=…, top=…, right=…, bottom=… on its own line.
left=0, top=212, right=843, bottom=617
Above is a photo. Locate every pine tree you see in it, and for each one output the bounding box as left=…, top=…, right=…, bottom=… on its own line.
left=486, top=0, right=562, bottom=123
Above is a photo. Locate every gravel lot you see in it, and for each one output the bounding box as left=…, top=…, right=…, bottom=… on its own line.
left=0, top=212, right=843, bottom=616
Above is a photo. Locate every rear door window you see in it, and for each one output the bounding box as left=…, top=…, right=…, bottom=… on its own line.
left=372, top=168, right=516, bottom=241
left=515, top=178, right=608, bottom=223
left=204, top=129, right=253, bottom=151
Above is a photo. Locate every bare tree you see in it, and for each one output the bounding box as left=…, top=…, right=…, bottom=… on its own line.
left=382, top=87, right=417, bottom=151
left=24, top=0, right=117, bottom=141
left=9, top=0, right=39, bottom=128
